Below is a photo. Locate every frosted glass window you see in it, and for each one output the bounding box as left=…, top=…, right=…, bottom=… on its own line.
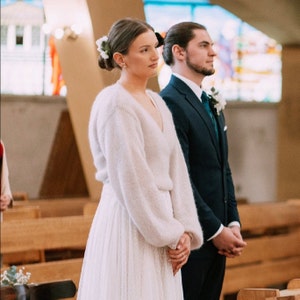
left=1, top=25, right=8, bottom=45
left=32, top=26, right=41, bottom=47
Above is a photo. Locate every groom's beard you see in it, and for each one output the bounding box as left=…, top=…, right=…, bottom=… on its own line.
left=186, top=54, right=215, bottom=76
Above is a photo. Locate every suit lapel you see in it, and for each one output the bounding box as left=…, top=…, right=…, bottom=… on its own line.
left=170, top=76, right=221, bottom=159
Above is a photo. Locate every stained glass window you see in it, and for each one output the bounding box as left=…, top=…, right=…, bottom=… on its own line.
left=144, top=1, right=282, bottom=102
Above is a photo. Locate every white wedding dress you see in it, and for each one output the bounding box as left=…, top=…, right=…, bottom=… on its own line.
left=77, top=185, right=183, bottom=300
left=77, top=83, right=203, bottom=300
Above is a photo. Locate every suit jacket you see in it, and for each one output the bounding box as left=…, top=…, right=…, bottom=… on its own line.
left=160, top=75, right=240, bottom=244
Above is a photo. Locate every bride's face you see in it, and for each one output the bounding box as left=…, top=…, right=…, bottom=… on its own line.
left=123, top=30, right=160, bottom=80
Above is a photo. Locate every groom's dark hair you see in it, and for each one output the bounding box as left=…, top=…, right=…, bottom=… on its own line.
left=162, top=22, right=207, bottom=66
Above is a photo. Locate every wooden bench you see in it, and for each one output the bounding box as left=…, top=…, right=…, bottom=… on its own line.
left=12, top=191, right=29, bottom=201
left=221, top=200, right=300, bottom=299
left=2, top=206, right=45, bottom=266
left=237, top=279, right=300, bottom=300
left=2, top=205, right=41, bottom=222
left=13, top=197, right=91, bottom=217
left=2, top=200, right=299, bottom=300
left=288, top=279, right=300, bottom=290
left=237, top=288, right=300, bottom=300
left=83, top=200, right=98, bottom=216
left=1, top=215, right=93, bottom=299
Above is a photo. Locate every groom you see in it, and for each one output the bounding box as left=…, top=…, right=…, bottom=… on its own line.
left=160, top=22, right=247, bottom=300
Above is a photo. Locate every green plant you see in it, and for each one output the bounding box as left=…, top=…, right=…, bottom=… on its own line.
left=0, top=265, right=31, bottom=286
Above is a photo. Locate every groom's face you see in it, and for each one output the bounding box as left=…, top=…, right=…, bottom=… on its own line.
left=185, top=29, right=216, bottom=76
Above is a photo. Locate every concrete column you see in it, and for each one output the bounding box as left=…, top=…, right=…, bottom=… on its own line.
left=277, top=45, right=300, bottom=200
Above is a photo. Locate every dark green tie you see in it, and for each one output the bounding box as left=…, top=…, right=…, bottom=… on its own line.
left=201, top=91, right=219, bottom=141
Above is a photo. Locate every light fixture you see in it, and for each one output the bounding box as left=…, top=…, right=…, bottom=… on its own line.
left=42, top=23, right=82, bottom=40
left=63, top=24, right=82, bottom=40
left=54, top=28, right=64, bottom=40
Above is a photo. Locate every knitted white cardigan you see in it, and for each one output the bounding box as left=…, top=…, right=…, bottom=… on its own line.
left=89, top=82, right=203, bottom=250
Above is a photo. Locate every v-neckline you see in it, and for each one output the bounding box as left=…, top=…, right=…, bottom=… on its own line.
left=118, top=82, right=164, bottom=133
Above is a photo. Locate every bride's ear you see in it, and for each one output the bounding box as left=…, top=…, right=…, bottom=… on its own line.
left=113, top=52, right=126, bottom=69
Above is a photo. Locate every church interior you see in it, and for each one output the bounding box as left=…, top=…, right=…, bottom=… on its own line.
left=1, top=0, right=299, bottom=299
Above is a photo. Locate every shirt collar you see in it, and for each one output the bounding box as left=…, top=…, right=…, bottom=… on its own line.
left=173, top=73, right=203, bottom=101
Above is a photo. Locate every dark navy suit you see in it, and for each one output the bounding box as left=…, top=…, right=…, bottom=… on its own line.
left=160, top=75, right=240, bottom=300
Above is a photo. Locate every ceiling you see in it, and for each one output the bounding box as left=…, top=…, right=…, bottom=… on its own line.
left=211, top=0, right=300, bottom=45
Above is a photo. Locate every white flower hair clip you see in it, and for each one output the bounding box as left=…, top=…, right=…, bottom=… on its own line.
left=96, top=36, right=110, bottom=60
left=208, top=87, right=227, bottom=115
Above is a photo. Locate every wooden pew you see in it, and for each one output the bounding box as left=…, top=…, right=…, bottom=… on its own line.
left=237, top=288, right=280, bottom=300
left=12, top=191, right=29, bottom=201
left=2, top=206, right=45, bottom=266
left=1, top=215, right=92, bottom=254
left=13, top=197, right=91, bottom=217
left=2, top=201, right=299, bottom=300
left=288, top=279, right=300, bottom=289
left=2, top=205, right=41, bottom=222
left=1, top=215, right=93, bottom=299
left=221, top=200, right=300, bottom=299
left=83, top=200, right=98, bottom=216
left=237, top=287, right=300, bottom=300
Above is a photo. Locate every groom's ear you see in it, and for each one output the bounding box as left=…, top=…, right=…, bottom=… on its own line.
left=172, top=44, right=185, bottom=61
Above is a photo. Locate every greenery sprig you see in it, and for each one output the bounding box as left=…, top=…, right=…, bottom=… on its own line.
left=0, top=265, right=31, bottom=286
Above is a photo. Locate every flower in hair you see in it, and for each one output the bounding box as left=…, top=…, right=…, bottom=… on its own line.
left=96, top=36, right=110, bottom=60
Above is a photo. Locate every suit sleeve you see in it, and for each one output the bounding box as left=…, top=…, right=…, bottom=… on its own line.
left=221, top=116, right=241, bottom=225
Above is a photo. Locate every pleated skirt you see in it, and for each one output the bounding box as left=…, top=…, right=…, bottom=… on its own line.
left=77, top=184, right=183, bottom=300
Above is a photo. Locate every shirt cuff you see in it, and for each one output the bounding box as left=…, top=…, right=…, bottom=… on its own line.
left=228, top=221, right=240, bottom=228
left=207, top=224, right=224, bottom=241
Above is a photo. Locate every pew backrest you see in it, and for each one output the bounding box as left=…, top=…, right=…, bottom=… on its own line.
left=222, top=200, right=300, bottom=299
left=1, top=215, right=93, bottom=253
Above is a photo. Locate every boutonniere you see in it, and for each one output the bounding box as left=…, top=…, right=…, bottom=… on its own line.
left=208, top=87, right=226, bottom=116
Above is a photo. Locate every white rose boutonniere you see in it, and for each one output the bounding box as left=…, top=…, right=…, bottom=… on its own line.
left=208, top=87, right=227, bottom=116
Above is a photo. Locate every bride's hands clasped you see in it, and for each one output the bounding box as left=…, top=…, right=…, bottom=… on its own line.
left=168, top=232, right=192, bottom=275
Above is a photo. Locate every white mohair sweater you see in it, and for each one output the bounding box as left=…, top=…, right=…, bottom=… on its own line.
left=78, top=82, right=203, bottom=300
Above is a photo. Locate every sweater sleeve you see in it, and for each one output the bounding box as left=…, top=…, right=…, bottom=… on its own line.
left=95, top=105, right=185, bottom=249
